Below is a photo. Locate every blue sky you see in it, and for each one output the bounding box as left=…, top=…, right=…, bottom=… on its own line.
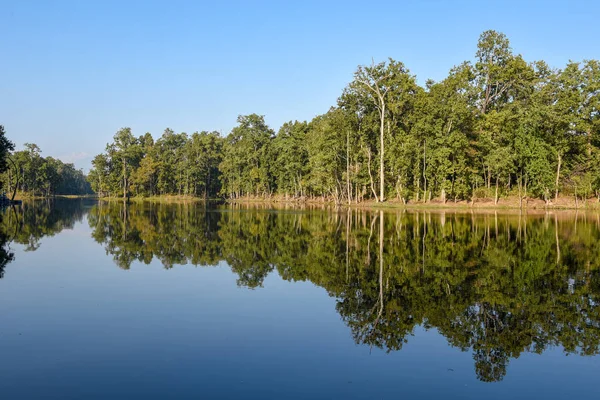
left=2, top=0, right=599, bottom=170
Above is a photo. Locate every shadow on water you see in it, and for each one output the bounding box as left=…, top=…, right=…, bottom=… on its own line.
left=4, top=199, right=600, bottom=382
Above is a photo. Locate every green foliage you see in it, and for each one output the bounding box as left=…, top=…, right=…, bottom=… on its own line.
left=90, top=127, right=223, bottom=198
left=271, top=121, right=309, bottom=197
left=0, top=139, right=92, bottom=197
left=0, top=125, right=15, bottom=177
left=87, top=30, right=600, bottom=203
left=220, top=114, right=275, bottom=198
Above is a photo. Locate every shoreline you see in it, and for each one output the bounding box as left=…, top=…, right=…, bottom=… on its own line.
left=224, top=195, right=600, bottom=212
left=12, top=194, right=600, bottom=212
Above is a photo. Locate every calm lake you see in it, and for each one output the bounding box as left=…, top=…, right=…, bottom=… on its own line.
left=0, top=200, right=599, bottom=399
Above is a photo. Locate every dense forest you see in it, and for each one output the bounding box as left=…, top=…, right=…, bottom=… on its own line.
left=0, top=127, right=92, bottom=198
left=4, top=200, right=598, bottom=382
left=88, top=30, right=600, bottom=205
left=88, top=129, right=222, bottom=198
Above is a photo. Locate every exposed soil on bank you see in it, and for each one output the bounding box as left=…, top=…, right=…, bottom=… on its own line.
left=226, top=195, right=600, bottom=212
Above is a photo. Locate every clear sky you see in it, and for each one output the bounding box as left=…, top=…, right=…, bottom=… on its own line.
left=2, top=0, right=599, bottom=170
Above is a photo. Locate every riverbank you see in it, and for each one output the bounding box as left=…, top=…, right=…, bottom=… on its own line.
left=97, top=195, right=220, bottom=203
left=12, top=194, right=217, bottom=203
left=226, top=195, right=600, bottom=211
left=12, top=194, right=97, bottom=201
left=12, top=193, right=600, bottom=211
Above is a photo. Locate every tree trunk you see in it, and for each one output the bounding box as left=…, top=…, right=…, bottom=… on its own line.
left=482, top=74, right=491, bottom=114
left=423, top=140, right=427, bottom=203
left=347, top=130, right=351, bottom=205
left=416, top=174, right=420, bottom=203
left=122, top=157, right=127, bottom=199
left=524, top=175, right=528, bottom=208
left=366, top=147, right=379, bottom=202
left=8, top=158, right=19, bottom=202
left=518, top=174, right=523, bottom=209
left=379, top=105, right=385, bottom=202
left=555, top=152, right=562, bottom=203
left=494, top=176, right=499, bottom=205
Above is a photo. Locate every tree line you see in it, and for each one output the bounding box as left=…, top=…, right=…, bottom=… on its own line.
left=86, top=30, right=598, bottom=204
left=0, top=130, right=93, bottom=198
left=88, top=129, right=222, bottom=198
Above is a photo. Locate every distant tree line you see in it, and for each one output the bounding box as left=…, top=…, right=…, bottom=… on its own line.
left=87, top=30, right=598, bottom=204
left=0, top=134, right=92, bottom=197
left=88, top=129, right=222, bottom=198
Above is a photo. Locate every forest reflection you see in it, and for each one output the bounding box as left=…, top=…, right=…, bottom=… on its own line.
left=0, top=200, right=90, bottom=277
left=0, top=211, right=14, bottom=279
left=5, top=200, right=600, bottom=382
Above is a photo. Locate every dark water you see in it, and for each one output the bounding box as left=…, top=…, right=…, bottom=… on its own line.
left=1, top=200, right=599, bottom=399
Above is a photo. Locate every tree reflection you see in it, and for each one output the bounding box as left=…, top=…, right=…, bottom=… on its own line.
left=0, top=200, right=90, bottom=278
left=8, top=200, right=600, bottom=382
left=0, top=209, right=15, bottom=279
left=1, top=200, right=88, bottom=251
left=89, top=203, right=600, bottom=382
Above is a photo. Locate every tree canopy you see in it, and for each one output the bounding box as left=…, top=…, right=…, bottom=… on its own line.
left=87, top=30, right=600, bottom=205
left=0, top=125, right=15, bottom=176
left=0, top=141, right=92, bottom=197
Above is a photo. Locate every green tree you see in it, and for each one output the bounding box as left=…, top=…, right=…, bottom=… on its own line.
left=349, top=59, right=417, bottom=202
left=109, top=128, right=141, bottom=199
left=220, top=115, right=275, bottom=198
left=0, top=125, right=15, bottom=176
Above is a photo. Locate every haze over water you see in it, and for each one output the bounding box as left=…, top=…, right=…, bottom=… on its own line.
left=0, top=200, right=599, bottom=399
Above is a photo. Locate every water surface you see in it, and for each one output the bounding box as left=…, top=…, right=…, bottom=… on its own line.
left=0, top=200, right=599, bottom=399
